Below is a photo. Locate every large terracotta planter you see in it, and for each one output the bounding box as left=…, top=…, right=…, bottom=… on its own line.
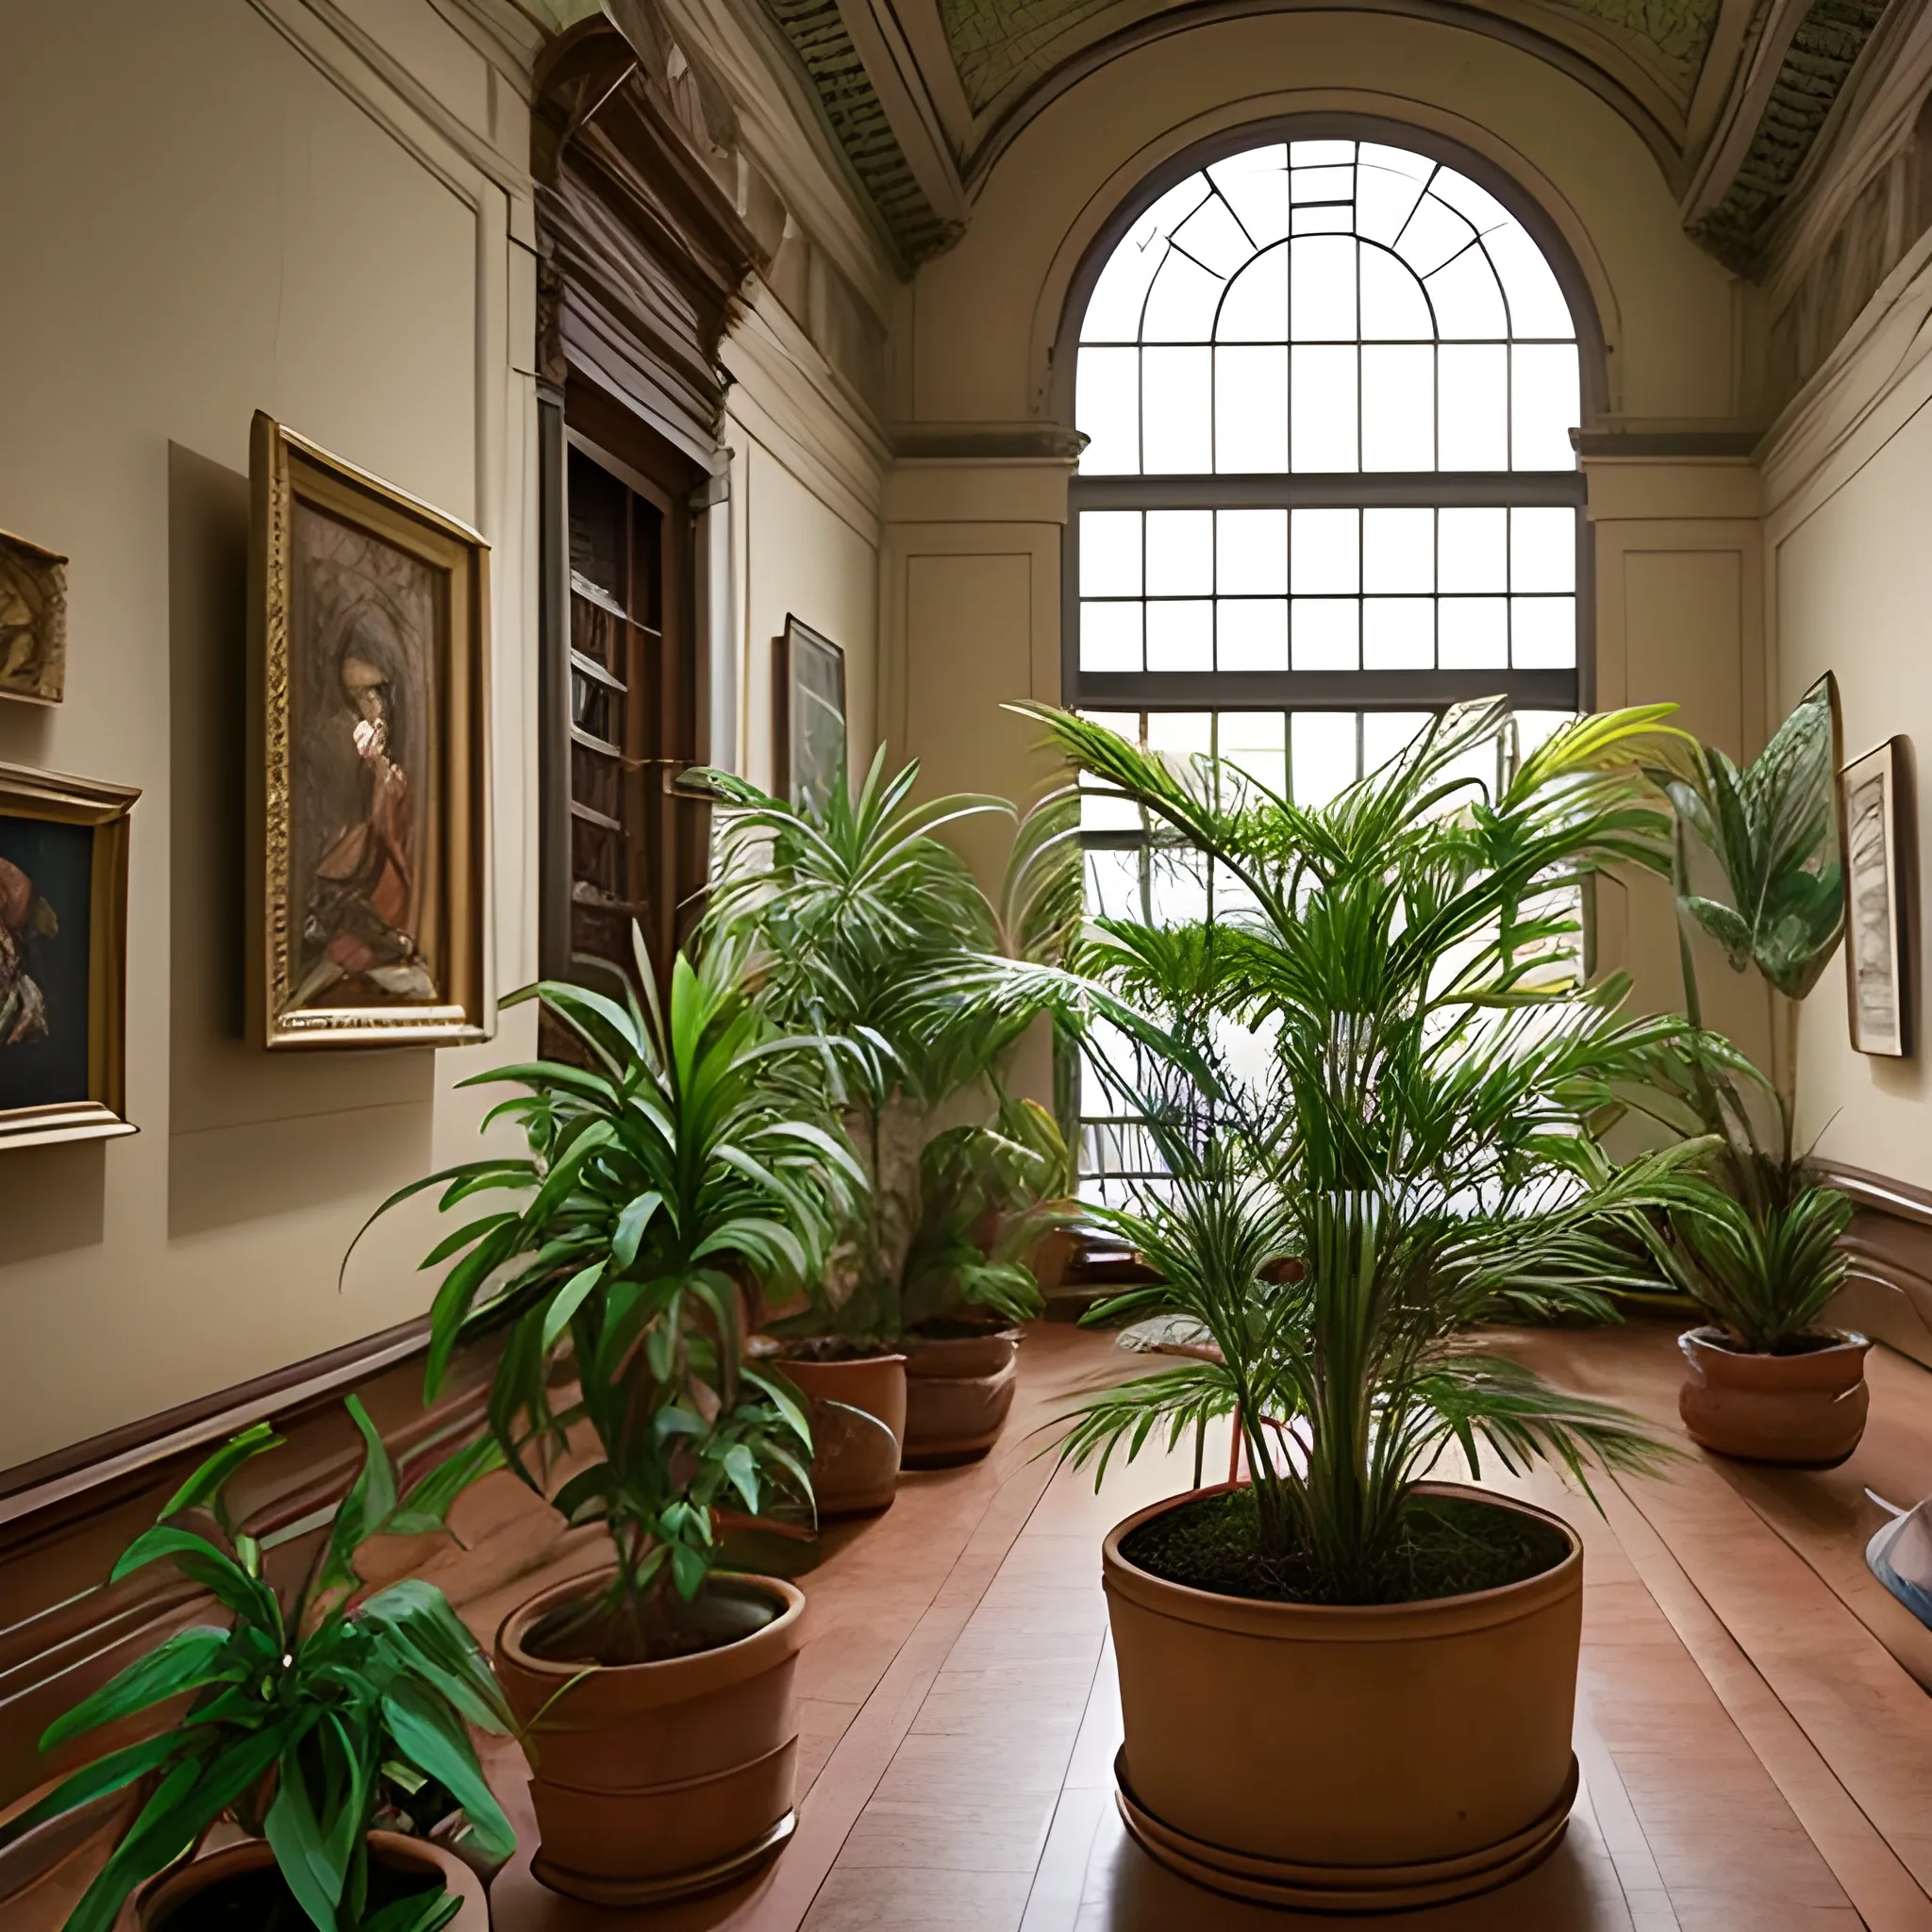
left=495, top=1567, right=805, bottom=1906
left=1678, top=1325, right=1871, bottom=1467
left=1103, top=1481, right=1582, bottom=1914
left=122, top=1831, right=486, bottom=1929
left=901, top=1327, right=1021, bottom=1467
left=762, top=1351, right=907, bottom=1515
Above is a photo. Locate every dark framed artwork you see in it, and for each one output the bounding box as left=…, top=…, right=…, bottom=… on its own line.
left=0, top=527, right=67, bottom=706
left=248, top=412, right=491, bottom=1050
left=0, top=761, right=138, bottom=1150
left=774, top=615, right=846, bottom=818
left=1840, top=735, right=1912, bottom=1058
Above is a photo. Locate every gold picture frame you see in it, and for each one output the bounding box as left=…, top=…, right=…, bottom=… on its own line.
left=248, top=413, right=491, bottom=1050
left=0, top=760, right=138, bottom=1151
left=1840, top=735, right=1913, bottom=1058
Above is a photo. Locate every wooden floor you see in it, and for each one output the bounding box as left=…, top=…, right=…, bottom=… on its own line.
left=482, top=1318, right=1932, bottom=1932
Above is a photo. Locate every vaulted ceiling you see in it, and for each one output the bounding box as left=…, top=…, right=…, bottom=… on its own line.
left=757, top=0, right=1901, bottom=276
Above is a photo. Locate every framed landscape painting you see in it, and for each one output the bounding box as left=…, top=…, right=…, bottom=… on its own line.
left=774, top=615, right=846, bottom=818
left=1840, top=736, right=1912, bottom=1058
left=248, top=412, right=491, bottom=1050
left=0, top=761, right=138, bottom=1150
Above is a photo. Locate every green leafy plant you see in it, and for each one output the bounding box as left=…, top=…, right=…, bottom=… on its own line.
left=1636, top=675, right=1853, bottom=1351
left=1031, top=699, right=1710, bottom=1604
left=0, top=1402, right=514, bottom=1932
left=694, top=755, right=1134, bottom=1344
left=363, top=933, right=862, bottom=1664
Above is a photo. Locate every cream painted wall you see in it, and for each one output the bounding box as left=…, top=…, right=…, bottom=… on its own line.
left=1771, top=390, right=1932, bottom=1183
left=0, top=0, right=540, bottom=1464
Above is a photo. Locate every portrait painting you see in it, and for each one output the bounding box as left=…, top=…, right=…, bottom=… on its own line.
left=1840, top=736, right=1912, bottom=1058
left=775, top=616, right=847, bottom=819
left=0, top=761, right=138, bottom=1151
left=0, top=528, right=68, bottom=706
left=248, top=414, right=490, bottom=1050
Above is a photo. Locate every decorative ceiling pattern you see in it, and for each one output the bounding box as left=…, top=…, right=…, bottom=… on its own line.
left=753, top=0, right=1900, bottom=280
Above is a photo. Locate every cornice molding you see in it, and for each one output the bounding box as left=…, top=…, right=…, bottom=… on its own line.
left=892, top=424, right=1090, bottom=460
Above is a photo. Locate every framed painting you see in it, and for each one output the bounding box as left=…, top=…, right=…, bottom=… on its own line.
left=248, top=413, right=491, bottom=1050
left=774, top=615, right=846, bottom=818
left=0, top=761, right=138, bottom=1150
left=0, top=527, right=67, bottom=705
left=1840, top=735, right=1912, bottom=1058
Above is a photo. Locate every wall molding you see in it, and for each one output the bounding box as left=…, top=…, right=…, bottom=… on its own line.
left=1817, top=1158, right=1932, bottom=1370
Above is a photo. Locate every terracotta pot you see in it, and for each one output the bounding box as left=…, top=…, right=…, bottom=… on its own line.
left=122, top=1830, right=486, bottom=1929
left=494, top=1566, right=805, bottom=1906
left=764, top=1352, right=907, bottom=1515
left=1103, top=1481, right=1582, bottom=1914
left=1678, top=1325, right=1872, bottom=1467
left=901, top=1328, right=1021, bottom=1467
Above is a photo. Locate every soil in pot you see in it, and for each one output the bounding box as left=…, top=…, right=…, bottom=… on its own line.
left=901, top=1322, right=1021, bottom=1469
left=1104, top=1481, right=1583, bottom=1913
left=521, top=1572, right=781, bottom=1668
left=1678, top=1325, right=1871, bottom=1467
left=1120, top=1485, right=1572, bottom=1607
left=495, top=1566, right=806, bottom=1907
left=136, top=1834, right=484, bottom=1932
left=753, top=1341, right=906, bottom=1514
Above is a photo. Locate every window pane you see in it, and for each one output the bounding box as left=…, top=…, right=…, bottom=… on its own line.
left=1085, top=847, right=1142, bottom=920
left=1291, top=345, right=1357, bottom=470
left=1080, top=601, right=1142, bottom=671
left=1511, top=595, right=1575, bottom=667
left=1217, top=508, right=1289, bottom=592
left=1359, top=248, right=1433, bottom=339
left=1362, top=597, right=1434, bottom=668
left=1142, top=347, right=1212, bottom=470
left=1209, top=144, right=1291, bottom=247
left=1439, top=596, right=1508, bottom=667
left=1511, top=344, right=1579, bottom=470
left=1355, top=162, right=1425, bottom=246
left=1174, top=192, right=1256, bottom=278
left=1080, top=510, right=1141, bottom=595
left=1291, top=711, right=1358, bottom=805
left=1426, top=246, right=1507, bottom=339
left=1215, top=345, right=1288, bottom=471
left=1359, top=344, right=1434, bottom=469
left=1146, top=599, right=1214, bottom=670
left=1438, top=345, right=1507, bottom=469
left=1076, top=347, right=1140, bottom=475
left=1483, top=226, right=1574, bottom=337
left=1438, top=508, right=1507, bottom=590
left=1394, top=193, right=1474, bottom=278
left=1217, top=598, right=1289, bottom=669
left=1292, top=599, right=1359, bottom=669
left=1363, top=709, right=1432, bottom=775
left=1142, top=248, right=1224, bottom=341
left=1362, top=507, right=1434, bottom=591
left=1218, top=709, right=1288, bottom=799
left=1146, top=509, right=1214, bottom=593
left=1291, top=508, right=1360, bottom=591
left=1291, top=234, right=1357, bottom=341
left=1510, top=507, right=1574, bottom=591
left=1291, top=163, right=1356, bottom=201
left=1217, top=243, right=1288, bottom=340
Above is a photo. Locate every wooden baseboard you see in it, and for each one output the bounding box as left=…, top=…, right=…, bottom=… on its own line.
left=1815, top=1160, right=1932, bottom=1372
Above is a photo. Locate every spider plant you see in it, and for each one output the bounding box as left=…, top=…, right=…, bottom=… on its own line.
left=1031, top=697, right=1713, bottom=1604
left=358, top=932, right=863, bottom=1664
left=692, top=755, right=1134, bottom=1343
left=1633, top=675, right=1852, bottom=1350
left=1, top=1402, right=514, bottom=1932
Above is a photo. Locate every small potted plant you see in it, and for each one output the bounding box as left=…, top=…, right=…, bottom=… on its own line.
left=365, top=936, right=859, bottom=1904
left=1636, top=675, right=1868, bottom=1464
left=1031, top=699, right=1703, bottom=1911
left=696, top=758, right=1094, bottom=1494
left=0, top=1401, right=514, bottom=1932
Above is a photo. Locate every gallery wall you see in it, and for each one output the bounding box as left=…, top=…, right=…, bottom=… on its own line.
left=0, top=0, right=541, bottom=1467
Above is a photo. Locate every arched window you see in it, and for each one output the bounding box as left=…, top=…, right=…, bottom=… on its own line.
left=1063, top=131, right=1593, bottom=1196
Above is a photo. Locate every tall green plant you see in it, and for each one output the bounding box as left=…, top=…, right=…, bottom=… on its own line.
left=1033, top=699, right=1709, bottom=1603
left=1637, top=675, right=1852, bottom=1349
left=694, top=755, right=1133, bottom=1341
left=359, top=934, right=862, bottom=1663
left=0, top=1403, right=514, bottom=1932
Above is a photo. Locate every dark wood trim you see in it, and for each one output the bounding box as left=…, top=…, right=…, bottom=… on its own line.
left=1573, top=430, right=1763, bottom=458
left=1815, top=1159, right=1932, bottom=1371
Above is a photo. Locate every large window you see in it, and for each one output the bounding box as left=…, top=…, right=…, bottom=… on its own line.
left=1065, top=133, right=1591, bottom=1198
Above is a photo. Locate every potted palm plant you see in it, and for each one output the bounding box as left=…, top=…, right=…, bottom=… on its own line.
left=1029, top=698, right=1706, bottom=1912
left=695, top=757, right=1090, bottom=1489
left=361, top=935, right=860, bottom=1906
left=0, top=1401, right=513, bottom=1932
left=1634, top=676, right=1866, bottom=1464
